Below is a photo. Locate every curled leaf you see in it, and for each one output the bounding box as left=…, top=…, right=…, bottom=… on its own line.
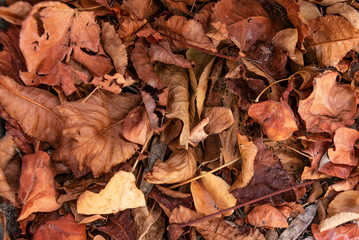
left=77, top=170, right=146, bottom=215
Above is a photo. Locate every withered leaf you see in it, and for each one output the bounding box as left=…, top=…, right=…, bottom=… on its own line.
left=326, top=3, right=359, bottom=30
left=20, top=2, right=113, bottom=95
left=54, top=92, right=140, bottom=177
left=0, top=1, right=32, bottom=26
left=144, top=148, right=197, bottom=184
left=312, top=223, right=359, bottom=240
left=156, top=15, right=216, bottom=52
left=97, top=210, right=136, bottom=240
left=247, top=204, right=288, bottom=228
left=77, top=170, right=146, bottom=215
left=33, top=214, right=86, bottom=240
left=0, top=75, right=62, bottom=146
left=92, top=73, right=135, bottom=94
left=18, top=151, right=61, bottom=221
left=298, top=71, right=357, bottom=134
left=191, top=181, right=219, bottom=216
left=123, top=105, right=150, bottom=145
left=131, top=38, right=168, bottom=130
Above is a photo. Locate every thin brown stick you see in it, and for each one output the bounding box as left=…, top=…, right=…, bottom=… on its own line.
left=82, top=86, right=100, bottom=104
left=178, top=179, right=319, bottom=227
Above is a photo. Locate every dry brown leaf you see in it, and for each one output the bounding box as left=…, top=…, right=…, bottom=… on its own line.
left=231, top=132, right=257, bottom=189
left=203, top=107, right=235, bottom=135
left=191, top=181, right=218, bottom=216
left=131, top=38, right=168, bottom=130
left=318, top=190, right=359, bottom=231
left=309, top=0, right=346, bottom=5
left=20, top=2, right=113, bottom=95
left=194, top=2, right=215, bottom=31
left=0, top=134, right=16, bottom=205
left=77, top=170, right=146, bottom=215
left=144, top=148, right=197, bottom=184
left=101, top=22, right=127, bottom=75
left=54, top=92, right=140, bottom=177
left=301, top=166, right=330, bottom=180
left=0, top=75, right=62, bottom=146
left=149, top=41, right=194, bottom=68
left=299, top=0, right=321, bottom=21
left=307, top=15, right=359, bottom=67
left=121, top=0, right=157, bottom=20
left=327, top=3, right=359, bottom=29
left=0, top=1, right=32, bottom=25
left=213, top=0, right=271, bottom=51
left=189, top=118, right=209, bottom=147
left=272, top=28, right=304, bottom=66
left=298, top=71, right=357, bottom=134
left=247, top=204, right=288, bottom=228
left=18, top=151, right=61, bottom=221
left=155, top=63, right=190, bottom=148
left=92, top=73, right=135, bottom=94
left=33, top=214, right=86, bottom=240
left=156, top=15, right=216, bottom=52
left=123, top=105, right=150, bottom=145
left=313, top=222, right=359, bottom=239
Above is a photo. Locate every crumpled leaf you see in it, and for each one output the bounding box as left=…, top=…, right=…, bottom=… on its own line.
left=312, top=223, right=359, bottom=239
left=248, top=84, right=298, bottom=141
left=144, top=148, right=197, bottom=184
left=149, top=41, right=194, bottom=68
left=155, top=63, right=190, bottom=148
left=132, top=204, right=165, bottom=240
left=54, top=92, right=140, bottom=177
left=306, top=15, right=359, bottom=67
left=123, top=105, right=150, bottom=145
left=20, top=2, right=113, bottom=95
left=0, top=134, right=17, bottom=205
left=327, top=3, right=359, bottom=30
left=131, top=38, right=168, bottom=130
left=318, top=190, right=359, bottom=231
left=230, top=140, right=296, bottom=205
left=0, top=75, right=62, bottom=146
left=18, top=151, right=61, bottom=221
left=247, top=204, right=288, bottom=228
left=328, top=127, right=359, bottom=166
left=156, top=15, right=216, bottom=52
left=77, top=170, right=146, bottom=215
left=213, top=0, right=271, bottom=51
left=298, top=71, right=357, bottom=134
left=97, top=210, right=136, bottom=240
left=231, top=132, right=257, bottom=189
left=33, top=214, right=86, bottom=240
left=0, top=1, right=32, bottom=26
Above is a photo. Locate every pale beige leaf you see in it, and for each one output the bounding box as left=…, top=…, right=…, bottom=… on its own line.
left=101, top=23, right=127, bottom=75
left=189, top=117, right=209, bottom=146
left=0, top=75, right=62, bottom=146
left=156, top=15, right=216, bottom=52
left=155, top=63, right=190, bottom=148
left=0, top=134, right=16, bottom=205
left=77, top=171, right=146, bottom=215
left=144, top=148, right=197, bottom=184
left=55, top=92, right=140, bottom=177
left=0, top=1, right=31, bottom=25
left=132, top=205, right=165, bottom=240
left=319, top=212, right=359, bottom=232
left=231, top=132, right=257, bottom=189
left=300, top=0, right=321, bottom=21
left=327, top=3, right=359, bottom=29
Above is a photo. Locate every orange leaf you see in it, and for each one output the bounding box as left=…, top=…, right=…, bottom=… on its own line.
left=247, top=204, right=288, bottom=228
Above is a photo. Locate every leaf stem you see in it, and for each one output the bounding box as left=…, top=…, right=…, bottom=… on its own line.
left=255, top=78, right=289, bottom=103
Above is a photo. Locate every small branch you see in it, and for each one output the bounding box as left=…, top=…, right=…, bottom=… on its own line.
left=178, top=180, right=319, bottom=227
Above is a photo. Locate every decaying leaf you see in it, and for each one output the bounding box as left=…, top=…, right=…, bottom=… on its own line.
left=92, top=73, right=135, bottom=94
left=298, top=71, right=357, bottom=134
left=247, top=204, right=288, bottom=228
left=20, top=2, right=113, bottom=95
left=18, top=151, right=61, bottom=221
left=33, top=214, right=86, bottom=240
left=77, top=170, right=146, bottom=215
left=144, top=148, right=197, bottom=184
left=54, top=92, right=140, bottom=177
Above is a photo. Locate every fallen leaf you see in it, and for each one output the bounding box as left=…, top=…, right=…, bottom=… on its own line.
left=144, top=148, right=197, bottom=184
left=191, top=181, right=219, bottom=216
left=20, top=2, right=113, bottom=95
left=298, top=71, right=357, bottom=134
left=18, top=151, right=61, bottom=221
left=123, top=105, right=150, bottom=145
left=97, top=210, right=136, bottom=240
left=327, top=3, right=359, bottom=29
left=54, top=92, right=140, bottom=177
left=131, top=38, right=168, bottom=130
left=299, top=0, right=321, bottom=21
left=318, top=190, right=359, bottom=231
left=193, top=2, right=215, bottom=31
left=156, top=15, right=216, bottom=52
left=247, top=204, right=288, bottom=228
left=121, top=0, right=157, bottom=20
left=306, top=15, right=359, bottom=67
left=92, top=73, right=135, bottom=94
left=33, top=214, right=86, bottom=240
left=0, top=1, right=32, bottom=26
left=312, top=223, right=359, bottom=239
left=213, top=0, right=271, bottom=51
left=77, top=170, right=146, bottom=215
left=248, top=84, right=298, bottom=141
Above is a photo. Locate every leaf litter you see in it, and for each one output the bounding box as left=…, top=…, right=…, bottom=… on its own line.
left=2, top=0, right=359, bottom=239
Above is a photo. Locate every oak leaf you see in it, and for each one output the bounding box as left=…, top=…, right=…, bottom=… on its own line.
left=18, top=151, right=61, bottom=221
left=0, top=75, right=62, bottom=146
left=298, top=71, right=357, bottom=134
left=144, top=148, right=197, bottom=184
left=54, top=92, right=140, bottom=177
left=33, top=214, right=86, bottom=240
left=247, top=204, right=288, bottom=228
left=77, top=170, right=146, bottom=215
left=20, top=2, right=113, bottom=95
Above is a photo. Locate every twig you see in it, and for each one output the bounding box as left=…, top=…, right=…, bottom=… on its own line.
left=82, top=86, right=100, bottom=104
